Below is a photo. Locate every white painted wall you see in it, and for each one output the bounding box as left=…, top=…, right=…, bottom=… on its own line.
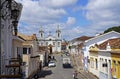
left=83, top=31, right=120, bottom=71
left=98, top=51, right=112, bottom=79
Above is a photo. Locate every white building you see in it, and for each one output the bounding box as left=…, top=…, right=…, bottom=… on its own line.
left=83, top=31, right=120, bottom=72
left=38, top=27, right=62, bottom=53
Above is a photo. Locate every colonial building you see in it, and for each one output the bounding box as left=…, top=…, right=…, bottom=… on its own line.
left=0, top=0, right=23, bottom=78
left=18, top=33, right=40, bottom=78
left=83, top=31, right=120, bottom=71
left=89, top=38, right=120, bottom=79
left=38, top=26, right=62, bottom=53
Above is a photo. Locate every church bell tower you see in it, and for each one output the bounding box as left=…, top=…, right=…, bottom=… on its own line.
left=56, top=26, right=61, bottom=39
left=39, top=26, right=44, bottom=39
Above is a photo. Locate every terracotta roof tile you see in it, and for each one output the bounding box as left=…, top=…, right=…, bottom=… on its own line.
left=98, top=38, right=120, bottom=49
left=18, top=33, right=36, bottom=41
left=72, top=36, right=93, bottom=42
left=78, top=43, right=84, bottom=48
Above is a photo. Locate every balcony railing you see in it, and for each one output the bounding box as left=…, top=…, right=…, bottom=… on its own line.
left=0, top=58, right=23, bottom=78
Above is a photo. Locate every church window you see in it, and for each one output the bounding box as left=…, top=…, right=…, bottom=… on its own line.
left=53, top=42, right=55, bottom=46
left=41, top=33, right=43, bottom=37
left=58, top=33, right=60, bottom=37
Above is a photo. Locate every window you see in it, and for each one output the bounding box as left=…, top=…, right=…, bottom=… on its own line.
left=105, top=59, right=108, bottom=72
left=58, top=42, right=60, bottom=47
left=113, top=60, right=116, bottom=76
left=58, top=33, right=60, bottom=37
left=41, top=33, right=43, bottom=37
left=100, top=58, right=102, bottom=69
left=23, top=48, right=27, bottom=54
left=53, top=42, right=55, bottom=46
left=23, top=48, right=31, bottom=54
left=95, top=59, right=98, bottom=69
left=28, top=48, right=31, bottom=54
left=118, top=61, right=120, bottom=65
left=90, top=57, right=94, bottom=68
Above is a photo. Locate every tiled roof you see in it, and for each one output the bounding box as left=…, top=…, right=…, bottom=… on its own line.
left=71, top=36, right=93, bottom=42
left=18, top=33, right=36, bottom=41
left=76, top=36, right=93, bottom=41
left=78, top=43, right=84, bottom=48
left=98, top=38, right=120, bottom=49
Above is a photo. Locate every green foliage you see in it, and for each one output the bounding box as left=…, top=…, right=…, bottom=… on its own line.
left=68, top=46, right=71, bottom=49
left=104, top=26, right=120, bottom=33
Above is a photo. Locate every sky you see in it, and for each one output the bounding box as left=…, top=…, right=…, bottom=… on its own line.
left=15, top=0, right=120, bottom=40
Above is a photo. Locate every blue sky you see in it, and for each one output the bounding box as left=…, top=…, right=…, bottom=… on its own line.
left=16, top=0, right=120, bottom=40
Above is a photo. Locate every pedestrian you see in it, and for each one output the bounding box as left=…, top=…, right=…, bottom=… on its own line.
left=73, top=70, right=78, bottom=79
left=34, top=74, right=38, bottom=79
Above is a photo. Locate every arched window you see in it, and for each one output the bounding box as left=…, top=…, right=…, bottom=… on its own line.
left=58, top=33, right=60, bottom=37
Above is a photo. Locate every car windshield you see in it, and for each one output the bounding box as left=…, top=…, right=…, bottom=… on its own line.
left=49, top=61, right=54, bottom=63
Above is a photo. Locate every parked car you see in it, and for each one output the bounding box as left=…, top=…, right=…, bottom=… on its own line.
left=48, top=61, right=56, bottom=67
left=62, top=57, right=71, bottom=68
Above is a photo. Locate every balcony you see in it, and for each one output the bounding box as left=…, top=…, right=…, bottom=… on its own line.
left=0, top=58, right=23, bottom=78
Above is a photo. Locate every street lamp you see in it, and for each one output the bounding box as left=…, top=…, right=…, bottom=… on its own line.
left=11, top=9, right=19, bottom=20
left=12, top=20, right=18, bottom=36
left=11, top=9, right=19, bottom=36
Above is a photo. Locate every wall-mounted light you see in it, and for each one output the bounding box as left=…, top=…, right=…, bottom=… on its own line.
left=11, top=9, right=19, bottom=20
left=12, top=20, right=18, bottom=36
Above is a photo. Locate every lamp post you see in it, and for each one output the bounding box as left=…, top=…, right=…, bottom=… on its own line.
left=11, top=9, right=19, bottom=36
left=12, top=20, right=18, bottom=35
left=0, top=0, right=12, bottom=75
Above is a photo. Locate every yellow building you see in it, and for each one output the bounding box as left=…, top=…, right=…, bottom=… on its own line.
left=111, top=51, right=120, bottom=79
left=110, top=38, right=120, bottom=79
left=98, top=38, right=120, bottom=79
left=89, top=38, right=120, bottom=79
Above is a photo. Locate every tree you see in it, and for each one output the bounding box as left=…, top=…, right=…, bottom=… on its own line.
left=104, top=26, right=120, bottom=33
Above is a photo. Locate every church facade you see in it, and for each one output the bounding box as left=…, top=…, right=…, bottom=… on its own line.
left=38, top=27, right=62, bottom=53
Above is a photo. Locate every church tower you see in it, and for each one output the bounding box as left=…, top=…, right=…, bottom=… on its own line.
left=56, top=25, right=61, bottom=39
left=39, top=26, right=44, bottom=39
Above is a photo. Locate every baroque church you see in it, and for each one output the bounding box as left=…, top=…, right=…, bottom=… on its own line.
left=38, top=26, right=62, bottom=53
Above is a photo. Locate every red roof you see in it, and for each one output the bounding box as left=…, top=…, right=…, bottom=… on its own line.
left=98, top=38, right=120, bottom=49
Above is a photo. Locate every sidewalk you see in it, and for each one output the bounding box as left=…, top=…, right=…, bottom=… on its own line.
left=71, top=54, right=98, bottom=79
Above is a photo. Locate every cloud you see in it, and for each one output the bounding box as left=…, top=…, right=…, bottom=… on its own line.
left=85, top=0, right=120, bottom=23
left=66, top=17, right=76, bottom=25
left=81, top=0, right=120, bottom=35
left=15, top=0, right=120, bottom=40
left=15, top=0, right=67, bottom=25
left=39, top=0, right=78, bottom=8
